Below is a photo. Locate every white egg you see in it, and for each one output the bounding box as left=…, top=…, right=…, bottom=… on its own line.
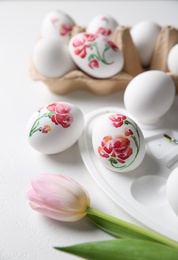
left=92, top=113, right=145, bottom=172
left=32, top=37, right=77, bottom=78
left=41, top=10, right=75, bottom=42
left=124, top=71, right=175, bottom=125
left=167, top=44, right=178, bottom=75
left=69, top=33, right=124, bottom=78
left=86, top=14, right=118, bottom=39
left=166, top=167, right=178, bottom=216
left=26, top=102, right=84, bottom=154
left=130, top=21, right=161, bottom=66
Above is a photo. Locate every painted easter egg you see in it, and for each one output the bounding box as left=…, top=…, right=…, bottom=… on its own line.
left=41, top=10, right=75, bottom=42
left=92, top=113, right=146, bottom=172
left=69, top=33, right=124, bottom=78
left=86, top=14, right=118, bottom=39
left=26, top=102, right=84, bottom=154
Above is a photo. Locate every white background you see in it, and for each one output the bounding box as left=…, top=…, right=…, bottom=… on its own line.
left=0, top=1, right=178, bottom=260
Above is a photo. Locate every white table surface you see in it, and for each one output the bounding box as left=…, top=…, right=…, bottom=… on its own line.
left=0, top=1, right=178, bottom=259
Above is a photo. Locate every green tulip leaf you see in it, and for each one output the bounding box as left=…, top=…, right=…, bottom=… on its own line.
left=86, top=207, right=178, bottom=250
left=54, top=239, right=178, bottom=260
left=86, top=213, right=156, bottom=241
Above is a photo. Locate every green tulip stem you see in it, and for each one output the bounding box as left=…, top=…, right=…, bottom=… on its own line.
left=86, top=207, right=178, bottom=250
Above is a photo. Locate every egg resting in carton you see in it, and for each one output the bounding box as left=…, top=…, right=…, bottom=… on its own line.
left=30, top=25, right=178, bottom=95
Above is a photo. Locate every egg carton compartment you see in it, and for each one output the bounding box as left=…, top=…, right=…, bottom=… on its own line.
left=30, top=25, right=178, bottom=95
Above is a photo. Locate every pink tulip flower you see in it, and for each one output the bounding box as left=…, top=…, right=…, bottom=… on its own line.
left=26, top=174, right=90, bottom=222
left=26, top=174, right=178, bottom=252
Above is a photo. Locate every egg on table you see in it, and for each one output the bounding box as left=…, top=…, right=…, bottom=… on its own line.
left=69, top=32, right=124, bottom=78
left=130, top=21, right=161, bottom=67
left=41, top=10, right=75, bottom=42
left=26, top=102, right=84, bottom=154
left=86, top=14, right=119, bottom=39
left=32, top=37, right=77, bottom=78
left=124, top=70, right=176, bottom=126
left=92, top=113, right=146, bottom=173
left=167, top=43, right=178, bottom=75
left=166, top=167, right=178, bottom=216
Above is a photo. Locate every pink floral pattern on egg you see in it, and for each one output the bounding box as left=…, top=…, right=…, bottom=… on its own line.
left=97, top=114, right=141, bottom=170
left=96, top=17, right=112, bottom=36
left=69, top=32, right=124, bottom=78
left=41, top=10, right=75, bottom=41
left=50, top=17, right=73, bottom=36
left=29, top=103, right=73, bottom=137
left=87, top=14, right=118, bottom=38
left=98, top=135, right=133, bottom=165
left=71, top=33, right=119, bottom=69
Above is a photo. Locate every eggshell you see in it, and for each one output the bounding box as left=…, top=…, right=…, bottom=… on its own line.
left=26, top=102, right=84, bottom=154
left=124, top=70, right=175, bottom=125
left=130, top=21, right=161, bottom=66
left=69, top=33, right=124, bottom=79
left=92, top=113, right=145, bottom=172
left=32, top=37, right=77, bottom=78
left=41, top=10, right=75, bottom=42
left=167, top=44, right=178, bottom=75
left=86, top=14, right=118, bottom=39
left=166, top=167, right=178, bottom=216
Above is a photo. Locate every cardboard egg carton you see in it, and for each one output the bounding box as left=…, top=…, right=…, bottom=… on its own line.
left=30, top=25, right=178, bottom=95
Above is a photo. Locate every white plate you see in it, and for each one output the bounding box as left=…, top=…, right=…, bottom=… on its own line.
left=78, top=107, right=178, bottom=241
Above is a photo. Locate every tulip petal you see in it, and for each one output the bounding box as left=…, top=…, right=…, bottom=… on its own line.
left=29, top=201, right=86, bottom=222
left=27, top=174, right=90, bottom=222
left=26, top=188, right=44, bottom=206
left=31, top=174, right=90, bottom=211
